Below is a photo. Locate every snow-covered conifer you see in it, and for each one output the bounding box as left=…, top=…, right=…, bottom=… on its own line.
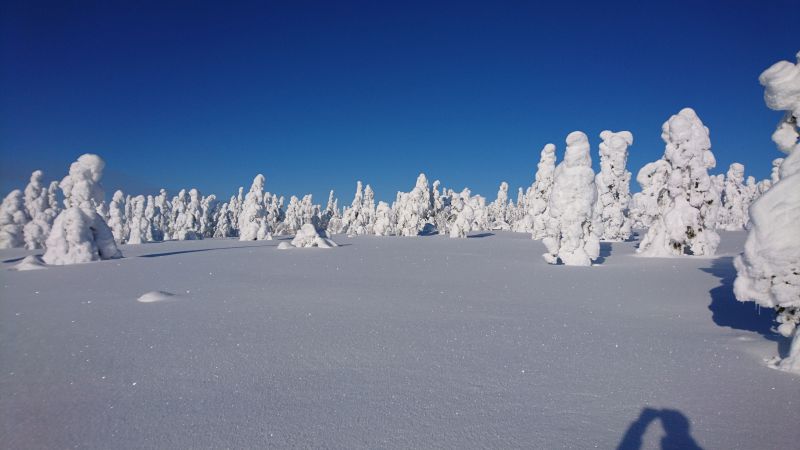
left=127, top=195, right=149, bottom=244
left=530, top=144, right=557, bottom=239
left=719, top=163, right=749, bottom=231
left=595, top=130, right=633, bottom=241
left=373, top=201, right=395, bottom=236
left=43, top=154, right=121, bottom=264
left=239, top=174, right=268, bottom=241
left=637, top=108, right=720, bottom=257
left=734, top=51, right=800, bottom=374
left=107, top=190, right=127, bottom=244
left=341, top=181, right=366, bottom=236
left=488, top=182, right=510, bottom=230
left=395, top=173, right=434, bottom=236
left=630, top=161, right=671, bottom=229
left=282, top=223, right=338, bottom=248
left=0, top=190, right=28, bottom=249
left=542, top=131, right=600, bottom=266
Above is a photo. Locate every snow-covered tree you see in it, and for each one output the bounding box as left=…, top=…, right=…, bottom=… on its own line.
left=373, top=201, right=395, bottom=236
left=43, top=154, right=121, bottom=264
left=239, top=174, right=268, bottom=241
left=718, top=163, right=749, bottom=231
left=530, top=144, right=557, bottom=240
left=280, top=223, right=338, bottom=249
left=637, top=108, right=720, bottom=257
left=171, top=188, right=203, bottom=240
left=542, top=131, right=600, bottom=266
left=341, top=181, right=367, bottom=236
left=0, top=190, right=28, bottom=248
left=107, top=190, right=127, bottom=244
left=488, top=182, right=511, bottom=230
left=282, top=196, right=303, bottom=235
left=127, top=195, right=149, bottom=244
left=22, top=170, right=59, bottom=249
left=200, top=194, right=217, bottom=237
left=734, top=51, right=800, bottom=374
left=449, top=190, right=475, bottom=238
left=395, top=173, right=434, bottom=236
left=630, top=160, right=671, bottom=229
left=595, top=130, right=633, bottom=241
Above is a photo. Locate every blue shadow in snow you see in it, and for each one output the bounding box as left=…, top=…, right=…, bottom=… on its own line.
left=140, top=243, right=277, bottom=258
left=467, top=232, right=494, bottom=238
left=617, top=407, right=702, bottom=450
left=700, top=257, right=789, bottom=357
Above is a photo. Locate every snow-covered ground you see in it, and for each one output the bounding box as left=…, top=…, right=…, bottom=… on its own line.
left=0, top=231, right=797, bottom=448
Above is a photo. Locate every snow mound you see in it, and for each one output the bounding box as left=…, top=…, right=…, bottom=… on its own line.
left=11, top=255, right=46, bottom=271
left=277, top=241, right=293, bottom=250
left=136, top=290, right=177, bottom=303
left=284, top=224, right=338, bottom=249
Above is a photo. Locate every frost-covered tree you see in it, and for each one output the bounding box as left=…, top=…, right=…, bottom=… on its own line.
left=718, top=163, right=749, bottom=231
left=449, top=190, right=475, bottom=238
left=43, top=154, right=121, bottom=264
left=22, top=170, right=59, bottom=249
left=488, top=182, right=510, bottom=230
left=213, top=202, right=234, bottom=238
left=0, top=190, right=29, bottom=248
left=282, top=196, right=303, bottom=235
left=127, top=195, right=149, bottom=244
left=280, top=223, right=338, bottom=249
left=542, top=131, right=600, bottom=266
left=595, top=130, right=633, bottom=241
left=530, top=144, right=557, bottom=239
left=107, top=190, right=128, bottom=244
left=734, top=51, right=800, bottom=374
left=637, top=108, right=720, bottom=257
left=630, top=160, right=671, bottom=229
left=200, top=194, right=217, bottom=237
left=395, top=173, right=434, bottom=236
left=362, top=184, right=376, bottom=234
left=239, top=174, right=268, bottom=241
left=373, top=201, right=395, bottom=236
left=172, top=188, right=203, bottom=240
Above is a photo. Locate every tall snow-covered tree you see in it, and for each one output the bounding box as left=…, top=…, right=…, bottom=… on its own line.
left=395, top=173, right=434, bottom=236
left=595, top=130, right=633, bottom=241
left=239, top=174, right=268, bottom=241
left=107, top=190, right=128, bottom=244
left=542, top=131, right=600, bottom=266
left=43, top=154, right=121, bottom=264
left=530, top=144, right=557, bottom=239
left=718, top=163, right=749, bottom=231
left=373, top=201, right=394, bottom=236
left=637, top=108, right=720, bottom=257
left=0, top=190, right=28, bottom=249
left=22, top=170, right=59, bottom=249
left=488, top=181, right=510, bottom=230
left=734, top=51, right=800, bottom=374
left=127, top=195, right=149, bottom=244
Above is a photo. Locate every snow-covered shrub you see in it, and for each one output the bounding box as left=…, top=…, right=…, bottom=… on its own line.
left=595, top=130, right=633, bottom=241
left=718, top=163, right=749, bottom=231
left=0, top=190, right=28, bottom=248
left=43, top=154, right=121, bottom=264
left=734, top=51, right=800, bottom=374
left=530, top=144, right=557, bottom=239
left=541, top=131, right=599, bottom=266
left=637, top=108, right=720, bottom=257
left=284, top=223, right=338, bottom=248
left=239, top=174, right=268, bottom=241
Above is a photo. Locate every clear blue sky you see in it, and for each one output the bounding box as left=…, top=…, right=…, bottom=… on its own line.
left=1, top=1, right=797, bottom=204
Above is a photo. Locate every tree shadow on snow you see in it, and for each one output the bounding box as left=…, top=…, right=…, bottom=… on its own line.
left=617, top=407, right=702, bottom=450
left=701, top=257, right=789, bottom=355
left=140, top=243, right=278, bottom=258
left=594, top=242, right=613, bottom=264
left=467, top=232, right=494, bottom=238
left=3, top=256, right=27, bottom=264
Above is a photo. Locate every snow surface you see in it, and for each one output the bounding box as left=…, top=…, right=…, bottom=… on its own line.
left=0, top=231, right=797, bottom=448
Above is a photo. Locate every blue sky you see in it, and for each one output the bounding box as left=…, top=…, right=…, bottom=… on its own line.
left=1, top=1, right=797, bottom=204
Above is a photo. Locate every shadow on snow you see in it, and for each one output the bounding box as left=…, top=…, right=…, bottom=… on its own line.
left=617, top=407, right=702, bottom=450
left=701, top=256, right=790, bottom=357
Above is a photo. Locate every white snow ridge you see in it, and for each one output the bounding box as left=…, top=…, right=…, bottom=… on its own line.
left=136, top=290, right=177, bottom=303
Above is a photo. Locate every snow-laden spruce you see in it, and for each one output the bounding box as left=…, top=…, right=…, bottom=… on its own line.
left=488, top=182, right=510, bottom=230
left=21, top=170, right=59, bottom=249
left=395, top=173, right=434, bottom=236
left=542, top=131, right=600, bottom=266
left=373, top=201, right=394, bottom=236
left=43, top=154, right=122, bottom=265
left=594, top=130, right=633, bottom=241
left=127, top=195, right=149, bottom=245
left=529, top=144, right=557, bottom=239
left=629, top=159, right=671, bottom=229
left=718, top=163, right=749, bottom=231
left=734, top=51, right=800, bottom=374
left=637, top=108, right=720, bottom=257
left=0, top=190, right=28, bottom=249
left=449, top=189, right=476, bottom=238
left=239, top=174, right=269, bottom=241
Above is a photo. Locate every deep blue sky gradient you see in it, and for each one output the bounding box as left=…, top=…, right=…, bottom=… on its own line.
left=1, top=1, right=798, bottom=204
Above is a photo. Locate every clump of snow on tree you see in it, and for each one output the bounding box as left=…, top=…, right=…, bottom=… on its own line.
left=43, top=154, right=122, bottom=265
left=718, top=163, right=749, bottom=231
left=542, top=131, right=600, bottom=266
left=734, top=51, right=800, bottom=374
left=529, top=144, right=557, bottom=240
left=594, top=130, right=633, bottom=241
left=637, top=108, right=720, bottom=257
left=239, top=174, right=269, bottom=241
left=280, top=223, right=338, bottom=249
left=0, top=190, right=29, bottom=249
